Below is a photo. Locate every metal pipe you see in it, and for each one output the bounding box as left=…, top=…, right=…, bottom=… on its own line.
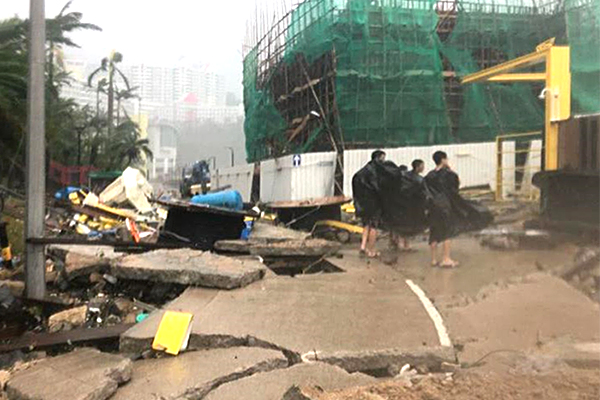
left=25, top=0, right=46, bottom=299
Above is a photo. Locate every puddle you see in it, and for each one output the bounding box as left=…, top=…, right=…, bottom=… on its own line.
left=264, top=257, right=344, bottom=277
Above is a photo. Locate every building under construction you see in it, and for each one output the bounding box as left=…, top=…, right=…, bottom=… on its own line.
left=242, top=0, right=599, bottom=162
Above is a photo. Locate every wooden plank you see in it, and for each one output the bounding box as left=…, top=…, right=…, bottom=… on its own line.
left=0, top=324, right=134, bottom=353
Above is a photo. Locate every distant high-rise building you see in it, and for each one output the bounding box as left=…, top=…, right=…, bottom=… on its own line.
left=62, top=59, right=235, bottom=124
left=123, top=64, right=227, bottom=108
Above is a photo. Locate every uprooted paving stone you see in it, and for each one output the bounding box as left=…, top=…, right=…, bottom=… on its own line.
left=111, top=347, right=287, bottom=400
left=121, top=265, right=443, bottom=372
left=112, top=248, right=266, bottom=289
left=5, top=348, right=132, bottom=400
left=205, top=362, right=376, bottom=400
left=47, top=245, right=122, bottom=280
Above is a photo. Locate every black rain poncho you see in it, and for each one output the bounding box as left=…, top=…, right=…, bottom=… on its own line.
left=377, top=162, right=428, bottom=236
left=424, top=167, right=493, bottom=243
left=352, top=160, right=384, bottom=227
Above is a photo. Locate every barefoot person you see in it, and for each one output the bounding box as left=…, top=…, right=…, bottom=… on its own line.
left=352, top=150, right=386, bottom=258
left=425, top=151, right=493, bottom=268
left=425, top=151, right=460, bottom=268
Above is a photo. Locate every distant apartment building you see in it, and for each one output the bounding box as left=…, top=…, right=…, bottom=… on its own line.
left=63, top=59, right=234, bottom=123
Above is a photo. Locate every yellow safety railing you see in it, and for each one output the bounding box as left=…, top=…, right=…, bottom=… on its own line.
left=496, top=131, right=544, bottom=201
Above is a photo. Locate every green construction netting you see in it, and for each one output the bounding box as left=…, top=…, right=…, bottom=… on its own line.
left=565, top=0, right=600, bottom=115
left=243, top=0, right=600, bottom=162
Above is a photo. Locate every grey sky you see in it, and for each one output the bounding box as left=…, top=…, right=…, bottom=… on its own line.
left=2, top=0, right=265, bottom=93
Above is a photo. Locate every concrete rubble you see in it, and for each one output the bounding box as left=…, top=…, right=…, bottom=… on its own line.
left=204, top=362, right=377, bottom=400
left=110, top=348, right=287, bottom=400
left=47, top=245, right=122, bottom=280
left=5, top=348, right=132, bottom=400
left=47, top=305, right=88, bottom=333
left=112, top=248, right=267, bottom=289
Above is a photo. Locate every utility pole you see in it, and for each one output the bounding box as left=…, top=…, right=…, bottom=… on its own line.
left=25, top=0, right=46, bottom=299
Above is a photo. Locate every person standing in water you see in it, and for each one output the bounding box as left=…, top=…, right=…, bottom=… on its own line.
left=424, top=151, right=460, bottom=268
left=352, top=150, right=386, bottom=258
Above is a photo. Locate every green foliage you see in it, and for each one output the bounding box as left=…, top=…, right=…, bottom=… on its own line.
left=0, top=3, right=147, bottom=186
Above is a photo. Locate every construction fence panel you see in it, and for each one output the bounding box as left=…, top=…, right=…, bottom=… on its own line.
left=344, top=142, right=499, bottom=197
left=261, top=152, right=336, bottom=203
left=210, top=164, right=255, bottom=202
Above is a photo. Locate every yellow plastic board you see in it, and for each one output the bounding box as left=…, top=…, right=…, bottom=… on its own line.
left=152, top=311, right=194, bottom=355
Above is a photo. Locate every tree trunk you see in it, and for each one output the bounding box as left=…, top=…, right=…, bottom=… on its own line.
left=107, top=62, right=114, bottom=136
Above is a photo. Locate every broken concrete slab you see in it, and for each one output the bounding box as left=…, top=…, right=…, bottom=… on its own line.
left=112, top=248, right=266, bottom=289
left=249, top=239, right=341, bottom=257
left=121, top=265, right=440, bottom=368
left=5, top=348, right=132, bottom=400
left=204, top=362, right=375, bottom=400
left=215, top=238, right=341, bottom=257
left=250, top=222, right=310, bottom=242
left=309, top=346, right=457, bottom=374
left=47, top=245, right=122, bottom=279
left=111, top=347, right=287, bottom=400
left=445, top=273, right=600, bottom=364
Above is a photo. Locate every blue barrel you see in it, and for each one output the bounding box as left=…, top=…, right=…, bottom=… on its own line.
left=191, top=190, right=243, bottom=211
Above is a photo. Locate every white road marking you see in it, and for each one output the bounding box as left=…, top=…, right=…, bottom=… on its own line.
left=405, top=279, right=452, bottom=347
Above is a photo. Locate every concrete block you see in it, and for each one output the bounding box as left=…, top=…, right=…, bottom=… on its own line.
left=6, top=348, right=132, bottom=400
left=111, top=347, right=287, bottom=400
left=112, top=249, right=266, bottom=289
left=205, top=362, right=376, bottom=400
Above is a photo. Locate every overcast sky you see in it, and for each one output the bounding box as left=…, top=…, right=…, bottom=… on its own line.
left=1, top=0, right=268, bottom=93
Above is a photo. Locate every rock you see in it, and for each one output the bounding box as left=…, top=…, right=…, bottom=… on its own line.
left=110, top=348, right=287, bottom=400
left=112, top=248, right=266, bottom=289
left=0, top=281, right=24, bottom=298
left=113, top=298, right=134, bottom=316
left=440, top=361, right=460, bottom=373
left=89, top=272, right=103, bottom=284
left=0, top=370, right=9, bottom=391
left=6, top=348, right=132, bottom=400
left=48, top=305, right=88, bottom=333
left=282, top=385, right=327, bottom=400
left=205, top=362, right=376, bottom=400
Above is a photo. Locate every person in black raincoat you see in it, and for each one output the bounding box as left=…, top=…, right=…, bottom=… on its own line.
left=352, top=150, right=386, bottom=257
left=396, top=159, right=427, bottom=250
left=425, top=151, right=493, bottom=268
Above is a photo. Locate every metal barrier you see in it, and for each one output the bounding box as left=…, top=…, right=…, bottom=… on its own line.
left=496, top=131, right=543, bottom=201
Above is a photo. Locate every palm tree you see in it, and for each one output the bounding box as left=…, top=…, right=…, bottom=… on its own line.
left=47, top=1, right=101, bottom=97
left=109, top=116, right=153, bottom=169
left=115, top=85, right=139, bottom=124
left=88, top=51, right=131, bottom=135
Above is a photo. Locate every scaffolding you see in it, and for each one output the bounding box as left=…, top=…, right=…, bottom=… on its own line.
left=243, top=0, right=599, bottom=162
